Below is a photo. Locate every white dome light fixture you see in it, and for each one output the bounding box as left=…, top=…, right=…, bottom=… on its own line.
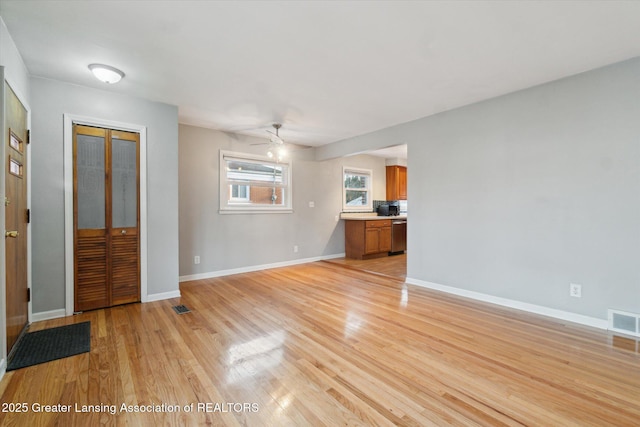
left=88, top=63, right=125, bottom=84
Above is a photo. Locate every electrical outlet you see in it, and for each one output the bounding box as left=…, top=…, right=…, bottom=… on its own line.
left=569, top=283, right=582, bottom=298
left=293, top=245, right=299, bottom=253
left=308, top=201, right=315, bottom=208
left=194, top=255, right=200, bottom=265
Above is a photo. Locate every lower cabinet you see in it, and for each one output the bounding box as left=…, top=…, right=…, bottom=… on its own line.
left=345, top=219, right=392, bottom=259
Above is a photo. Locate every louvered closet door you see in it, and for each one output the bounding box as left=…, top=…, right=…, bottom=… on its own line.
left=110, top=130, right=140, bottom=306
left=74, top=125, right=140, bottom=312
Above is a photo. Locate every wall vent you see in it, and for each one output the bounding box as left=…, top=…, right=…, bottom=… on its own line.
left=608, top=309, right=640, bottom=338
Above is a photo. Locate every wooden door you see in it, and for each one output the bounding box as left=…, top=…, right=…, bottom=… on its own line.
left=109, top=130, right=140, bottom=306
left=4, top=83, right=29, bottom=353
left=73, top=125, right=139, bottom=312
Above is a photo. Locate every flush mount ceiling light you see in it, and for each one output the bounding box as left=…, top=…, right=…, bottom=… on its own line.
left=88, top=63, right=125, bottom=84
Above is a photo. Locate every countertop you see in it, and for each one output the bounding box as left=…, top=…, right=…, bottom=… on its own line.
left=340, top=213, right=407, bottom=221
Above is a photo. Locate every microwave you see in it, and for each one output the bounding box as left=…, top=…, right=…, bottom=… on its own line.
left=377, top=203, right=399, bottom=216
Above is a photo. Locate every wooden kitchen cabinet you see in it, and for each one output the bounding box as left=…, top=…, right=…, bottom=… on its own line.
left=345, top=219, right=392, bottom=259
left=386, top=165, right=407, bottom=200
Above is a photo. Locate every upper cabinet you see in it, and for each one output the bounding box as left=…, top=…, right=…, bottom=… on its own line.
left=386, top=165, right=407, bottom=200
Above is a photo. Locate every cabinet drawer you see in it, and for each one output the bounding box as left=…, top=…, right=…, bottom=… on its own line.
left=366, top=220, right=391, bottom=228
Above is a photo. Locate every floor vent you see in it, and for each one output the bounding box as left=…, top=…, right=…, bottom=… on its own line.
left=608, top=309, right=640, bottom=338
left=172, top=305, right=191, bottom=315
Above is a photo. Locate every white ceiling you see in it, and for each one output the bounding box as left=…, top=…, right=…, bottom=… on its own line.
left=2, top=1, right=640, bottom=148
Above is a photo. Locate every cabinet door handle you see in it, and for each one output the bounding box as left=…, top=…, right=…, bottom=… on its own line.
left=5, top=230, right=19, bottom=238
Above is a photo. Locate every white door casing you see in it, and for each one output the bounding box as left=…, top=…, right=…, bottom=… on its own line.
left=63, top=114, right=148, bottom=315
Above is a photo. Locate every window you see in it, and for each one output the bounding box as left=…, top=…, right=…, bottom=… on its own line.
left=220, top=150, right=292, bottom=213
left=230, top=184, right=250, bottom=202
left=343, top=167, right=372, bottom=212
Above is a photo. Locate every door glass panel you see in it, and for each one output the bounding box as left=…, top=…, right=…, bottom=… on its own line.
left=111, top=137, right=137, bottom=228
left=77, top=134, right=105, bottom=229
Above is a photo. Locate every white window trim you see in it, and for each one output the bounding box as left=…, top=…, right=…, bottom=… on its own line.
left=342, top=166, right=373, bottom=212
left=219, top=150, right=293, bottom=214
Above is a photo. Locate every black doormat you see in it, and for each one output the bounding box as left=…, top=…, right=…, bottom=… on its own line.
left=7, top=321, right=91, bottom=371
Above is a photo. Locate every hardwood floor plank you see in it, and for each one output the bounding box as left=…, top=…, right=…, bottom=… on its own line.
left=2, top=262, right=639, bottom=426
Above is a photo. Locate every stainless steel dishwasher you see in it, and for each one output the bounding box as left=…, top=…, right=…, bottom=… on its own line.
left=390, top=219, right=407, bottom=254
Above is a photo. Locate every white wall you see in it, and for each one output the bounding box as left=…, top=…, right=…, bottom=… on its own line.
left=30, top=77, right=180, bottom=313
left=178, top=124, right=386, bottom=278
left=320, top=57, right=640, bottom=321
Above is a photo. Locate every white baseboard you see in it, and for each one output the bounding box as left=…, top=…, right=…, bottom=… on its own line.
left=405, top=277, right=608, bottom=330
left=0, top=358, right=6, bottom=382
left=31, top=309, right=67, bottom=322
left=179, top=253, right=346, bottom=282
left=144, top=290, right=181, bottom=302
left=31, top=293, right=180, bottom=319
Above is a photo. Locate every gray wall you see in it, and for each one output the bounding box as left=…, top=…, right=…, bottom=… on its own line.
left=322, top=57, right=640, bottom=320
left=1, top=17, right=31, bottom=368
left=0, top=18, right=30, bottom=102
left=30, top=77, right=179, bottom=313
left=178, top=124, right=386, bottom=277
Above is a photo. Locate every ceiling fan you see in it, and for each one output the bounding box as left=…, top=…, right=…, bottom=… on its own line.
left=266, top=123, right=284, bottom=145
left=252, top=123, right=287, bottom=161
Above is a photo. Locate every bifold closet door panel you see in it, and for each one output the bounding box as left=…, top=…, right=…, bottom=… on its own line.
left=74, top=127, right=110, bottom=311
left=110, top=132, right=140, bottom=305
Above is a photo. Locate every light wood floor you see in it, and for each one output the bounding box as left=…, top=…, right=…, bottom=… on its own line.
left=1, top=261, right=639, bottom=426
left=325, top=253, right=407, bottom=280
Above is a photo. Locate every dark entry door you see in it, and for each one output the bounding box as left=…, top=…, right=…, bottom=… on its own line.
left=4, top=83, right=29, bottom=353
